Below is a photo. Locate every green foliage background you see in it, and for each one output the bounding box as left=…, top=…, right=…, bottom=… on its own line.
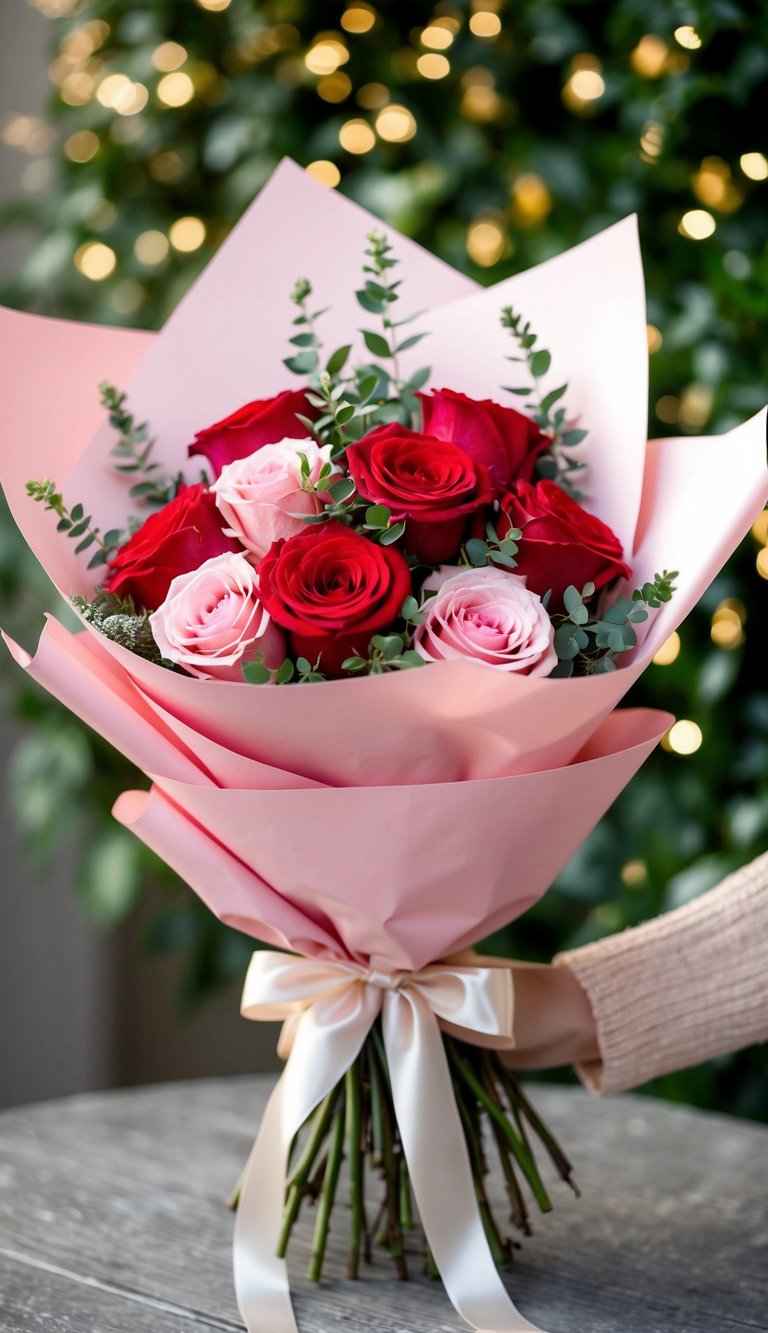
left=2, top=0, right=767, bottom=1117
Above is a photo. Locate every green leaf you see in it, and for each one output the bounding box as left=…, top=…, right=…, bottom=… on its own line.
left=335, top=402, right=356, bottom=425
left=371, top=634, right=403, bottom=661
left=365, top=504, right=390, bottom=528
left=503, top=386, right=532, bottom=396
left=356, top=288, right=386, bottom=315
left=283, top=350, right=319, bottom=375
left=554, top=625, right=581, bottom=660
left=561, top=428, right=588, bottom=446
left=362, top=330, right=392, bottom=358
left=530, top=349, right=551, bottom=377
left=488, top=550, right=517, bottom=569
left=70, top=502, right=84, bottom=522
left=407, top=366, right=431, bottom=391
left=328, top=477, right=356, bottom=503
left=289, top=331, right=319, bottom=348
left=379, top=520, right=405, bottom=544
left=563, top=585, right=589, bottom=624
left=296, top=658, right=312, bottom=675
left=326, top=344, right=352, bottom=375
left=398, top=651, right=425, bottom=668
left=465, top=538, right=489, bottom=566
left=243, top=661, right=273, bottom=684
left=275, top=659, right=295, bottom=685
left=401, top=595, right=419, bottom=620
left=341, top=656, right=368, bottom=672
left=356, top=371, right=381, bottom=404
left=540, top=384, right=567, bottom=413
left=396, top=332, right=428, bottom=353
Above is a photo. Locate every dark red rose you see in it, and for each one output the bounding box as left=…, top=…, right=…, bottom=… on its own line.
left=103, top=484, right=240, bottom=611
left=259, top=523, right=411, bottom=677
left=419, top=388, right=550, bottom=490
left=188, top=390, right=317, bottom=478
left=499, top=479, right=631, bottom=610
left=346, top=424, right=495, bottom=565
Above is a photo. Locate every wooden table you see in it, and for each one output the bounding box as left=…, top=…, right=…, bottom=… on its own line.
left=1, top=1077, right=766, bottom=1331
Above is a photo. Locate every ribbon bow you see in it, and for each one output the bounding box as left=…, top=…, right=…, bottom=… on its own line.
left=234, top=951, right=545, bottom=1333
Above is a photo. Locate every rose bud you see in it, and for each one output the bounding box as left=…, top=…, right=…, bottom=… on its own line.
left=149, top=551, right=285, bottom=682
left=413, top=566, right=556, bottom=676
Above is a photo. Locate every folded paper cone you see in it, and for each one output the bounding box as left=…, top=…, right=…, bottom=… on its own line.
left=113, top=707, right=671, bottom=972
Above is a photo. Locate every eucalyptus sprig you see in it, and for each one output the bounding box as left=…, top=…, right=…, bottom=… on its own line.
left=551, top=570, right=678, bottom=676
left=356, top=230, right=431, bottom=426
left=463, top=518, right=522, bottom=572
left=243, top=653, right=326, bottom=685
left=342, top=631, right=425, bottom=675
left=99, top=382, right=178, bottom=506
left=26, top=479, right=123, bottom=569
left=287, top=278, right=385, bottom=453
left=500, top=306, right=587, bottom=493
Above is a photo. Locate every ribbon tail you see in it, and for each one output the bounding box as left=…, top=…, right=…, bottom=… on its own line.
left=383, top=990, right=547, bottom=1333
left=234, top=985, right=380, bottom=1333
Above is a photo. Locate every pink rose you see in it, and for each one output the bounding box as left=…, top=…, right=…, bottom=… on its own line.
left=413, top=566, right=556, bottom=675
left=149, top=552, right=285, bottom=681
left=210, top=438, right=338, bottom=564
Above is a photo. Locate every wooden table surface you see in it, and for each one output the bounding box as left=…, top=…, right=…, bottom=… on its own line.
left=1, top=1076, right=766, bottom=1332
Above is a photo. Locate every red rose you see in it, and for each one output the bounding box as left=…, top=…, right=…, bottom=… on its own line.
left=499, top=479, right=631, bottom=610
left=259, top=523, right=411, bottom=677
left=419, top=388, right=550, bottom=490
left=103, top=484, right=240, bottom=611
left=346, top=424, right=495, bottom=565
left=188, top=390, right=317, bottom=478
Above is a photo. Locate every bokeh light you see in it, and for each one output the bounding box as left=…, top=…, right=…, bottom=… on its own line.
left=74, top=240, right=116, bottom=280
left=134, top=230, right=170, bottom=265
left=740, top=152, right=768, bottom=181
left=679, top=209, right=716, bottom=239
left=652, top=632, right=681, bottom=666
left=664, top=720, right=703, bottom=755
left=375, top=104, right=417, bottom=142
left=339, top=118, right=376, bottom=153
left=341, top=5, right=376, bottom=34
left=306, top=159, right=341, bottom=187
left=169, top=216, right=206, bottom=252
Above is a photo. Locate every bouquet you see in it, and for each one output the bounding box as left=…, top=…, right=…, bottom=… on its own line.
left=2, top=160, right=766, bottom=1333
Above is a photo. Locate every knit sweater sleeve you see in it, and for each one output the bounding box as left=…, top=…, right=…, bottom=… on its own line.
left=554, top=851, right=768, bottom=1096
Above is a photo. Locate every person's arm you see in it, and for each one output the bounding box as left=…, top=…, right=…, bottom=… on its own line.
left=506, top=851, right=768, bottom=1094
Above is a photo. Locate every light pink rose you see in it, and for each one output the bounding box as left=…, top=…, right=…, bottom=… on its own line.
left=210, top=437, right=339, bottom=564
left=149, top=551, right=285, bottom=681
left=413, top=565, right=557, bottom=675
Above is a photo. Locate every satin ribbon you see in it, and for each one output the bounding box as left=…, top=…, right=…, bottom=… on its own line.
left=234, top=951, right=546, bottom=1333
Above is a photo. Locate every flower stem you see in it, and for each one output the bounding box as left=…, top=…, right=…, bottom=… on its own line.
left=308, top=1101, right=346, bottom=1282
left=277, top=1089, right=337, bottom=1258
left=345, top=1064, right=364, bottom=1279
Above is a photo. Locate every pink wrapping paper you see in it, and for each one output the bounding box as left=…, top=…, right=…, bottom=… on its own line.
left=2, top=160, right=765, bottom=790
left=114, top=708, right=671, bottom=971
